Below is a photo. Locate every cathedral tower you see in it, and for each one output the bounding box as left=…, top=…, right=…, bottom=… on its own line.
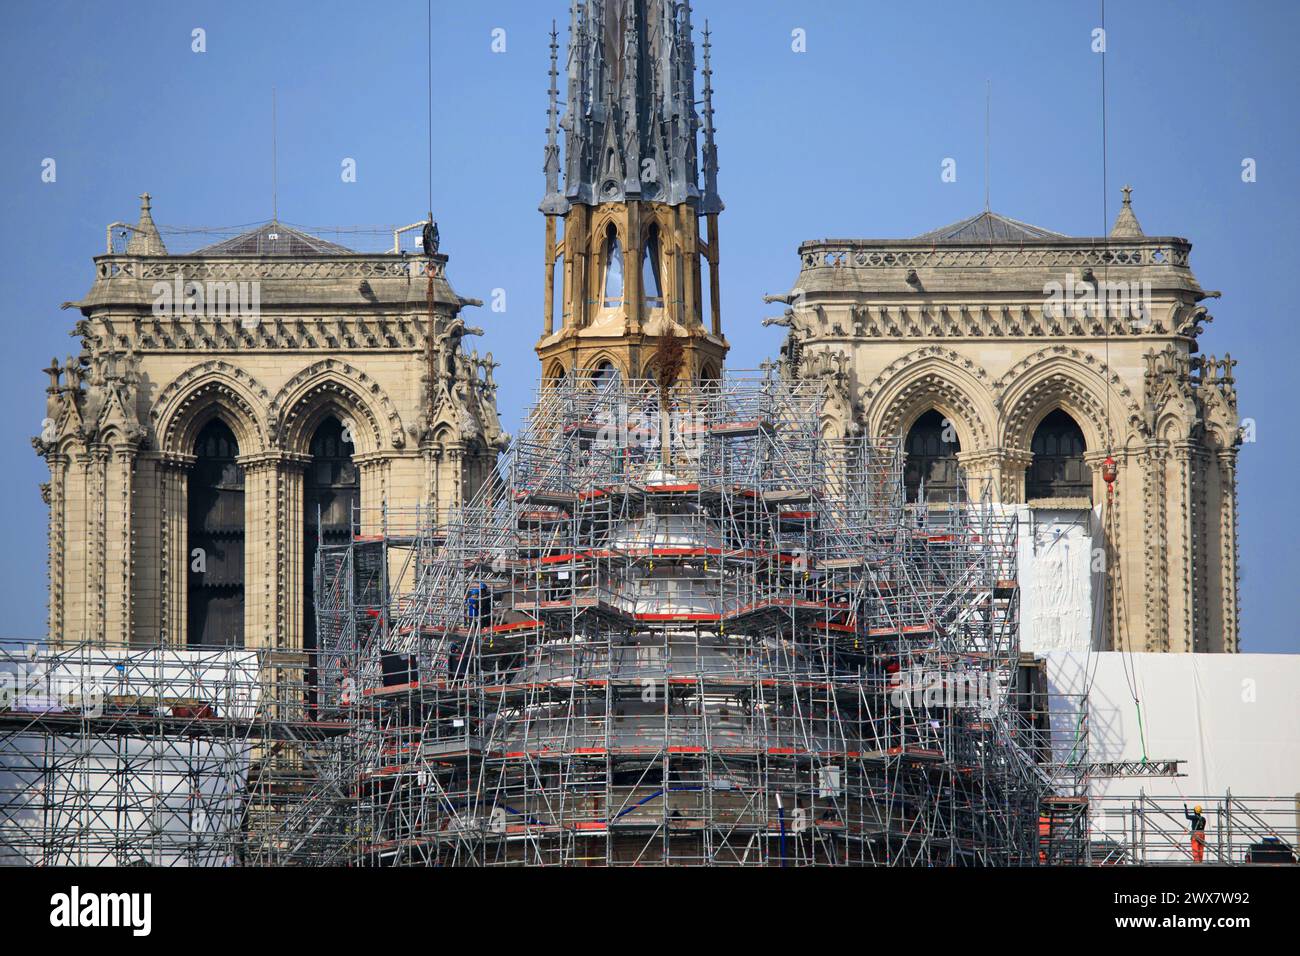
left=36, top=197, right=506, bottom=649
left=538, top=0, right=727, bottom=382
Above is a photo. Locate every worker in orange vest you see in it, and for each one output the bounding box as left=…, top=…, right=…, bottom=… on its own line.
left=1184, top=803, right=1207, bottom=862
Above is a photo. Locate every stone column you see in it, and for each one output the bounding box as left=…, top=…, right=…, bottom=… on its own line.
left=157, top=455, right=193, bottom=647
left=570, top=205, right=590, bottom=330
left=1084, top=449, right=1121, bottom=651
left=1217, top=448, right=1241, bottom=652
left=238, top=454, right=283, bottom=650
left=544, top=215, right=558, bottom=336
left=626, top=205, right=642, bottom=332
left=706, top=214, right=722, bottom=337
left=994, top=449, right=1034, bottom=503
left=59, top=445, right=91, bottom=644
left=1168, top=440, right=1196, bottom=653
left=448, top=445, right=465, bottom=522
left=424, top=444, right=443, bottom=518
left=1142, top=442, right=1170, bottom=652
left=1188, top=442, right=1211, bottom=652
left=245, top=453, right=309, bottom=651
left=104, top=442, right=139, bottom=646
left=954, top=449, right=1002, bottom=503
left=1118, top=446, right=1149, bottom=652
left=43, top=453, right=69, bottom=646
left=86, top=443, right=110, bottom=644
left=282, top=455, right=309, bottom=651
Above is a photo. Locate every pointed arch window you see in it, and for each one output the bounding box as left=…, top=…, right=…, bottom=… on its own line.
left=304, top=416, right=360, bottom=655
left=188, top=420, right=245, bottom=646
left=602, top=225, right=624, bottom=309
left=904, top=410, right=962, bottom=504
left=591, top=361, right=619, bottom=387
left=553, top=251, right=566, bottom=324
left=1028, top=409, right=1090, bottom=501
left=642, top=226, right=664, bottom=308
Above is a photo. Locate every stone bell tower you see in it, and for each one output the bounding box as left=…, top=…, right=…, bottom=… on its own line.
left=537, top=0, right=727, bottom=382
left=36, top=195, right=507, bottom=649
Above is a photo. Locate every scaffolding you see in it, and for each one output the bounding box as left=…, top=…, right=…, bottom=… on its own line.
left=1087, top=792, right=1300, bottom=865
left=304, top=372, right=1069, bottom=866
left=0, top=640, right=348, bottom=866
left=4, top=373, right=1290, bottom=866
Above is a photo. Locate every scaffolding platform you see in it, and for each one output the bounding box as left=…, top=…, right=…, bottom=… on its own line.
left=301, top=373, right=1057, bottom=866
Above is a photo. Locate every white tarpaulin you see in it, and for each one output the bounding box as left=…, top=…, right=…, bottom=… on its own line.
left=1012, top=505, right=1104, bottom=654
left=1044, top=651, right=1300, bottom=861
left=0, top=646, right=262, bottom=867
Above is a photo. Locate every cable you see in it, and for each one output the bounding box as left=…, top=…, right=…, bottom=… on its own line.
left=427, top=0, right=434, bottom=221
left=1100, top=0, right=1110, bottom=450
left=1096, top=0, right=1146, bottom=762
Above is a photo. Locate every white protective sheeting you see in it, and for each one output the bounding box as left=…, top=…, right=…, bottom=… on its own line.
left=0, top=647, right=261, bottom=867
left=1044, top=651, right=1300, bottom=860
left=1044, top=651, right=1300, bottom=797
left=1009, top=505, right=1104, bottom=654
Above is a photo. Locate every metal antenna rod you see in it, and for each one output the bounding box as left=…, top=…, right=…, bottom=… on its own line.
left=427, top=0, right=434, bottom=222
left=272, top=87, right=278, bottom=222
left=984, top=79, right=991, bottom=212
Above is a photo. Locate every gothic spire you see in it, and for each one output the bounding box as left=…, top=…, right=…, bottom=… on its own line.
left=547, top=0, right=711, bottom=209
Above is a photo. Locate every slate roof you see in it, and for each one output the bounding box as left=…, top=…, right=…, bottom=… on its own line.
left=190, top=221, right=354, bottom=256
left=913, top=210, right=1068, bottom=243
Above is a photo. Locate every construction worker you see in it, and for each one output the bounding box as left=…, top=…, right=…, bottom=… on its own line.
left=1184, top=803, right=1207, bottom=862
left=465, top=582, right=491, bottom=624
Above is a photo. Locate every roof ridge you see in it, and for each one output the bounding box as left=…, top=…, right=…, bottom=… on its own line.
left=913, top=209, right=1067, bottom=243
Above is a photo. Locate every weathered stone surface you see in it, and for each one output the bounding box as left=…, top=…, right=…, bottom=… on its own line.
left=776, top=197, right=1240, bottom=652
left=37, top=198, right=506, bottom=649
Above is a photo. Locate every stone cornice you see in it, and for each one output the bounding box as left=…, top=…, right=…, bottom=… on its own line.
left=93, top=253, right=448, bottom=282
left=790, top=302, right=1206, bottom=341
left=75, top=254, right=470, bottom=315
left=791, top=238, right=1206, bottom=304
left=797, top=236, right=1192, bottom=270
left=83, top=314, right=430, bottom=353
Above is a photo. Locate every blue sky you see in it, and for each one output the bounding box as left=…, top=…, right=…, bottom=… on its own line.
left=1, top=1, right=1295, bottom=651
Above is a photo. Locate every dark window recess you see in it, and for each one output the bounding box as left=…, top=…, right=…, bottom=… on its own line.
left=642, top=226, right=664, bottom=308
left=304, top=417, right=360, bottom=654
left=1027, top=409, right=1090, bottom=501
left=188, top=420, right=245, bottom=646
left=904, top=410, right=962, bottom=503
left=602, top=225, right=624, bottom=309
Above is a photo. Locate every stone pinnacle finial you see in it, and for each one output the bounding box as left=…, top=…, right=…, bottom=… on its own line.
left=125, top=192, right=167, bottom=255
left=1110, top=184, right=1144, bottom=238
left=541, top=18, right=569, bottom=215
left=699, top=18, right=723, bottom=215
